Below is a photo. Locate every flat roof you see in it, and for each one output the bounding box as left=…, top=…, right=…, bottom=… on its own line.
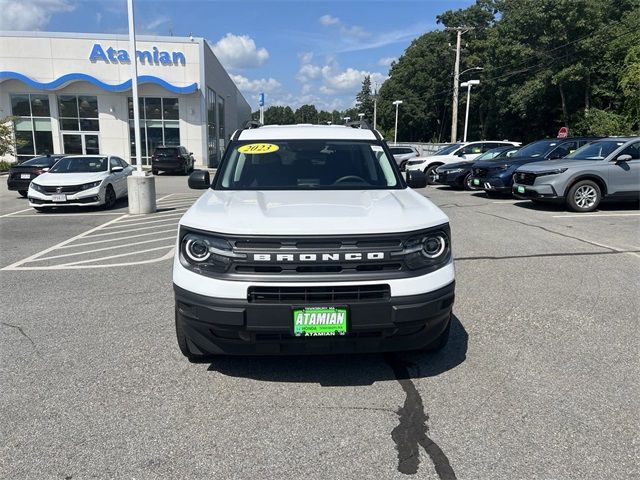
left=238, top=125, right=379, bottom=141
left=0, top=31, right=202, bottom=45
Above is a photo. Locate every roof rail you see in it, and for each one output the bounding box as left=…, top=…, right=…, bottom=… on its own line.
left=232, top=120, right=263, bottom=140
left=345, top=119, right=383, bottom=141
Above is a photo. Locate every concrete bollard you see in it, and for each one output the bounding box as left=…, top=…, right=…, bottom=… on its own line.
left=127, top=172, right=157, bottom=214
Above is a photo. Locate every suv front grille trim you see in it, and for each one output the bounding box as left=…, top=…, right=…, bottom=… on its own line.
left=515, top=172, right=536, bottom=185
left=248, top=284, right=391, bottom=303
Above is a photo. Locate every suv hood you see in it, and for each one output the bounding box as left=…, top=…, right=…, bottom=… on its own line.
left=32, top=172, right=108, bottom=186
left=517, top=159, right=603, bottom=172
left=439, top=160, right=474, bottom=170
left=180, top=189, right=449, bottom=235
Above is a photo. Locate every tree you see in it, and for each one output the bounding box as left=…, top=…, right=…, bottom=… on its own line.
left=355, top=75, right=374, bottom=122
left=294, top=104, right=319, bottom=124
left=0, top=116, right=19, bottom=158
left=282, top=106, right=295, bottom=124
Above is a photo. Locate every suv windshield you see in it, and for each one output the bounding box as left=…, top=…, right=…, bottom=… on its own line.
left=434, top=143, right=463, bottom=155
left=216, top=140, right=401, bottom=190
left=49, top=156, right=108, bottom=173
left=516, top=140, right=560, bottom=158
left=565, top=140, right=626, bottom=160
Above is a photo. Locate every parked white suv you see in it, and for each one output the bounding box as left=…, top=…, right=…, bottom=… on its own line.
left=405, top=140, right=521, bottom=185
left=173, top=123, right=455, bottom=359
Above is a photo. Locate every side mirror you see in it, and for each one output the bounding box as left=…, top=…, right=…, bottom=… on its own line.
left=188, top=170, right=210, bottom=189
left=615, top=154, right=632, bottom=163
left=406, top=170, right=427, bottom=189
left=111, top=166, right=124, bottom=173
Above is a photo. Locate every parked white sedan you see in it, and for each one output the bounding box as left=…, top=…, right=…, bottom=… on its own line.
left=28, top=155, right=134, bottom=211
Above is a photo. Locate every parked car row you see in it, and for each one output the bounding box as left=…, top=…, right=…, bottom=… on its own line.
left=418, top=137, right=640, bottom=212
left=6, top=146, right=196, bottom=212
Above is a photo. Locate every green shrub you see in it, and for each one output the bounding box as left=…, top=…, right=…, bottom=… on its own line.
left=0, top=160, right=13, bottom=172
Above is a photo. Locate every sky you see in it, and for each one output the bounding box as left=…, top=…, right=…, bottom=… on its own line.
left=0, top=0, right=474, bottom=111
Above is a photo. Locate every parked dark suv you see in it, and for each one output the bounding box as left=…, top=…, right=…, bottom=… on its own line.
left=7, top=154, right=66, bottom=197
left=470, top=137, right=599, bottom=196
left=151, top=146, right=195, bottom=175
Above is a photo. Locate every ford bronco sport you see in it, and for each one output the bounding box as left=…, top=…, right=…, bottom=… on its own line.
left=173, top=122, right=455, bottom=359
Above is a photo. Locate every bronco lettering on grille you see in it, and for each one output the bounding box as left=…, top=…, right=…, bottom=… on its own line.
left=253, top=252, right=386, bottom=262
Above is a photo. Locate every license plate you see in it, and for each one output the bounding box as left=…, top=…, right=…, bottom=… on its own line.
left=293, top=307, right=348, bottom=337
left=20, top=173, right=31, bottom=179
left=52, top=194, right=67, bottom=202
left=517, top=186, right=525, bottom=194
left=473, top=178, right=480, bottom=185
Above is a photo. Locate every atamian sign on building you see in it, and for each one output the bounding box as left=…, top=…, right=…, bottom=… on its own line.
left=0, top=32, right=251, bottom=168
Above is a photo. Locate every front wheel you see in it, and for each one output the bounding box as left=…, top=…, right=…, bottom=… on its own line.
left=152, top=169, right=159, bottom=175
left=422, top=317, right=451, bottom=351
left=104, top=185, right=117, bottom=210
left=424, top=165, right=440, bottom=185
left=566, top=180, right=601, bottom=212
left=18, top=190, right=28, bottom=198
left=176, top=307, right=209, bottom=363
left=33, top=206, right=52, bottom=212
left=463, top=173, right=474, bottom=190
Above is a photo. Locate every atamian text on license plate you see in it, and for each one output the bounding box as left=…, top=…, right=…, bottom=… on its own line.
left=293, top=307, right=347, bottom=337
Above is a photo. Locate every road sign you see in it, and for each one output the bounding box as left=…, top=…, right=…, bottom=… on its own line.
left=558, top=127, right=568, bottom=138
left=259, top=92, right=265, bottom=107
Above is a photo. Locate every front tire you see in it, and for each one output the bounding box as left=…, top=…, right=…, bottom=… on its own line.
left=422, top=316, right=451, bottom=351
left=104, top=184, right=116, bottom=210
left=463, top=172, right=474, bottom=191
left=152, top=168, right=159, bottom=175
left=566, top=180, right=601, bottom=212
left=175, top=307, right=209, bottom=362
left=424, top=164, right=441, bottom=185
left=18, top=190, right=28, bottom=198
left=33, top=206, right=52, bottom=212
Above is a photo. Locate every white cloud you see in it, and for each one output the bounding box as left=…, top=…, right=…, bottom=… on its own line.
left=321, top=57, right=387, bottom=91
left=378, top=56, right=397, bottom=67
left=319, top=14, right=340, bottom=26
left=143, top=15, right=171, bottom=33
left=211, top=33, right=269, bottom=69
left=297, top=63, right=322, bottom=82
left=0, top=0, right=74, bottom=30
left=318, top=14, right=370, bottom=39
left=231, top=74, right=281, bottom=94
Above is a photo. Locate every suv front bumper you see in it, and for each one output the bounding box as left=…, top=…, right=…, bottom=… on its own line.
left=512, top=182, right=561, bottom=200
left=174, top=282, right=455, bottom=355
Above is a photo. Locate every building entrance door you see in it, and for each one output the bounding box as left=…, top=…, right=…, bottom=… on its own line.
left=62, top=133, right=100, bottom=155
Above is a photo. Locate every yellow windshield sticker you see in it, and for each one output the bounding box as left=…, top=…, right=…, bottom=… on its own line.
left=238, top=143, right=280, bottom=154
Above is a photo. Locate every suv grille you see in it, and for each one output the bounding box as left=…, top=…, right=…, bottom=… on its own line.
left=248, top=285, right=391, bottom=303
left=515, top=172, right=536, bottom=186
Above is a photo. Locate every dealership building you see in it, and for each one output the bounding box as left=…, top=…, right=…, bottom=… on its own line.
left=0, top=32, right=252, bottom=167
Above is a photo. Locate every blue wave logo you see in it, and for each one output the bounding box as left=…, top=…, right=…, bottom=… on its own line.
left=0, top=71, right=198, bottom=94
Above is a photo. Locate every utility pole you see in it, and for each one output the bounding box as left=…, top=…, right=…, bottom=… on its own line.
left=446, top=26, right=473, bottom=143
left=392, top=100, right=403, bottom=144
left=373, top=81, right=378, bottom=130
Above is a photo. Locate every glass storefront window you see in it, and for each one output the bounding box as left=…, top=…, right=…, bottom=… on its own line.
left=58, top=95, right=79, bottom=117
left=128, top=97, right=181, bottom=165
left=217, top=95, right=225, bottom=157
left=78, top=96, right=98, bottom=118
left=10, top=94, right=54, bottom=162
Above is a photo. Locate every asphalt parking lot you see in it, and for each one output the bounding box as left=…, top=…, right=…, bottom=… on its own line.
left=1, top=176, right=638, bottom=479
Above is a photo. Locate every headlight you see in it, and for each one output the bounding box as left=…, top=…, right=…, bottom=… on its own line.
left=81, top=181, right=102, bottom=190
left=30, top=182, right=45, bottom=193
left=180, top=231, right=246, bottom=274
left=537, top=168, right=568, bottom=177
left=394, top=228, right=451, bottom=271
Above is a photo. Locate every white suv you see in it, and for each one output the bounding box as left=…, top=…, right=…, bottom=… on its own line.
left=405, top=140, right=521, bottom=185
left=173, top=123, right=455, bottom=359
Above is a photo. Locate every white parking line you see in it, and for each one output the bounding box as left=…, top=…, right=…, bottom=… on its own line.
left=60, top=245, right=174, bottom=267
left=4, top=248, right=175, bottom=270
left=57, top=228, right=178, bottom=249
left=116, top=211, right=185, bottom=224
left=0, top=208, right=37, bottom=218
left=552, top=213, right=640, bottom=218
left=83, top=223, right=178, bottom=238
left=34, top=236, right=176, bottom=261
left=101, top=216, right=182, bottom=230
left=2, top=214, right=128, bottom=270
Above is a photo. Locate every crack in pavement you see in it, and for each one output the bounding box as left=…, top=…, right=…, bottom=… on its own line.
left=384, top=354, right=457, bottom=479
left=475, top=210, right=625, bottom=253
left=1, top=322, right=41, bottom=356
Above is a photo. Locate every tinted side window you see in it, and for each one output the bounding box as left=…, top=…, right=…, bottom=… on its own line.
left=481, top=142, right=503, bottom=152
left=110, top=158, right=121, bottom=170
left=462, top=143, right=482, bottom=155
left=549, top=141, right=577, bottom=159
left=619, top=142, right=640, bottom=160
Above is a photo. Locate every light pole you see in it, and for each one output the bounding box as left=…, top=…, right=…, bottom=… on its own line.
left=126, top=0, right=156, bottom=213
left=373, top=81, right=378, bottom=130
left=343, top=116, right=350, bottom=124
left=358, top=113, right=364, bottom=122
left=460, top=79, right=480, bottom=142
left=392, top=100, right=403, bottom=144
